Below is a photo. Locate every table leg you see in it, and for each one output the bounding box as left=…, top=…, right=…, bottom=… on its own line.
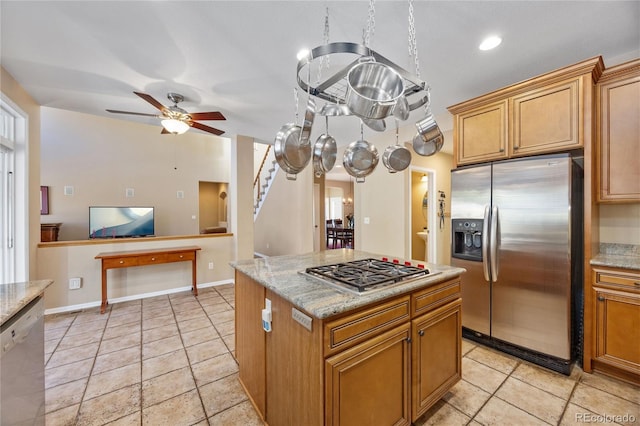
left=191, top=256, right=198, bottom=296
left=101, top=264, right=108, bottom=314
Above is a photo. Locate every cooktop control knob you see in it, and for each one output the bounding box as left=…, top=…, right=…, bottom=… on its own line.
left=392, top=259, right=399, bottom=264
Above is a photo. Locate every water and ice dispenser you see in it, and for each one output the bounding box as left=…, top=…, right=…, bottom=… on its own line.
left=452, top=219, right=483, bottom=261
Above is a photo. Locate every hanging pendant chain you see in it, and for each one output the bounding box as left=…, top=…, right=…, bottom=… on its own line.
left=364, top=0, right=376, bottom=47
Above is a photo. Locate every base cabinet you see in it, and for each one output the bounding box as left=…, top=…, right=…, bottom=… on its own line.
left=591, top=267, right=640, bottom=384
left=412, top=299, right=462, bottom=421
left=235, top=272, right=462, bottom=425
left=325, top=324, right=411, bottom=426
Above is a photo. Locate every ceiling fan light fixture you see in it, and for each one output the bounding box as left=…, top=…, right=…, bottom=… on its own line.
left=161, top=118, right=190, bottom=134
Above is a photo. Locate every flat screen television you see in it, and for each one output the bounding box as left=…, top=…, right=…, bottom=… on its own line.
left=89, top=206, right=155, bottom=239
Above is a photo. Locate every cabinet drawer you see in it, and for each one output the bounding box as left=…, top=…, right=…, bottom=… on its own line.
left=593, top=267, right=640, bottom=291
left=166, top=251, right=195, bottom=263
left=412, top=278, right=461, bottom=317
left=138, top=254, right=168, bottom=265
left=324, top=295, right=410, bottom=357
left=103, top=257, right=139, bottom=269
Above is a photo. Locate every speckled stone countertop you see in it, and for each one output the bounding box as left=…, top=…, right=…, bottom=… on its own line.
left=231, top=249, right=466, bottom=319
left=590, top=243, right=640, bottom=271
left=0, top=280, right=53, bottom=326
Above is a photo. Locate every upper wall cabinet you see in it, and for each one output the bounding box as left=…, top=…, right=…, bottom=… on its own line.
left=596, top=58, right=640, bottom=203
left=448, top=57, right=604, bottom=167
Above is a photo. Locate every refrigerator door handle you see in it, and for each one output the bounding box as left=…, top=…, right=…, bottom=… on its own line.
left=490, top=205, right=499, bottom=282
left=482, top=205, right=490, bottom=282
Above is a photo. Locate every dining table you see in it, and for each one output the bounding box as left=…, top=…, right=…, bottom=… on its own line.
left=326, top=226, right=354, bottom=249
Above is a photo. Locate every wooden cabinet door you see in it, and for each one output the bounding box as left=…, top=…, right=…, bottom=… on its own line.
left=597, top=59, right=640, bottom=202
left=411, top=298, right=462, bottom=421
left=455, top=100, right=508, bottom=165
left=325, top=324, right=411, bottom=426
left=594, top=288, right=640, bottom=378
left=511, top=78, right=581, bottom=156
left=234, top=272, right=267, bottom=418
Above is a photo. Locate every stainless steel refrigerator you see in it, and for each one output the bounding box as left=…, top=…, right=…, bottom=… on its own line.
left=451, top=153, right=583, bottom=374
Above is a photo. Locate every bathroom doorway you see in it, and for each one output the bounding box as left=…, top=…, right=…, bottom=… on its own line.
left=409, top=168, right=437, bottom=263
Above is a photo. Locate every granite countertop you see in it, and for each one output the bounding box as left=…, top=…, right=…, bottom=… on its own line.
left=231, top=249, right=466, bottom=319
left=590, top=243, right=640, bottom=271
left=0, top=280, right=53, bottom=326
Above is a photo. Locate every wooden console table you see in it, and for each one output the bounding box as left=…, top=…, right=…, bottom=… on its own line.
left=95, top=246, right=201, bottom=314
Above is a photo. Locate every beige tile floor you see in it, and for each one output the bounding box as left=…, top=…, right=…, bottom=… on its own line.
left=44, top=284, right=640, bottom=426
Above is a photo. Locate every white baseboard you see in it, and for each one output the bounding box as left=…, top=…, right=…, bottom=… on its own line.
left=44, top=279, right=235, bottom=315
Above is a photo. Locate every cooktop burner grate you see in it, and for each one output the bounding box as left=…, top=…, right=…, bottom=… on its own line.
left=305, top=258, right=430, bottom=292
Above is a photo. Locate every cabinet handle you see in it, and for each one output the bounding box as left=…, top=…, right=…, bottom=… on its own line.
left=499, top=148, right=505, bottom=152
left=513, top=146, right=519, bottom=150
left=406, top=337, right=412, bottom=344
left=179, top=255, right=184, bottom=258
left=634, top=282, right=640, bottom=287
left=597, top=295, right=605, bottom=302
left=119, top=260, right=124, bottom=264
left=151, top=257, right=156, bottom=261
left=418, top=330, right=425, bottom=337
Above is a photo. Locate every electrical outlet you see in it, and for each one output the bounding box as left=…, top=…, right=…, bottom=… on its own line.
left=208, top=262, right=214, bottom=270
left=69, top=277, right=82, bottom=290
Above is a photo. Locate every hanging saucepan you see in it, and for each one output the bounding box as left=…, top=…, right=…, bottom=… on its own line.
left=412, top=111, right=444, bottom=156
left=313, top=116, right=337, bottom=177
left=299, top=96, right=316, bottom=145
left=382, top=120, right=412, bottom=173
left=319, top=102, right=351, bottom=117
left=345, top=57, right=404, bottom=120
left=343, top=123, right=379, bottom=183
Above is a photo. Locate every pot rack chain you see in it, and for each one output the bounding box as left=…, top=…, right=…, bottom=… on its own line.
left=317, top=8, right=331, bottom=85
left=363, top=0, right=376, bottom=47
left=408, top=0, right=432, bottom=115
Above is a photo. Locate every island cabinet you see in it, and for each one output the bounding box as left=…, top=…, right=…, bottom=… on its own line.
left=448, top=56, right=604, bottom=167
left=596, top=58, right=640, bottom=203
left=235, top=270, right=462, bottom=426
left=590, top=266, right=640, bottom=385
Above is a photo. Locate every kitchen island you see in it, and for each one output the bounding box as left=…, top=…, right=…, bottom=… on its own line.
left=232, top=250, right=465, bottom=426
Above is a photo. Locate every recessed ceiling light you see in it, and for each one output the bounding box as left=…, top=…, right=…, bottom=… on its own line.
left=479, top=36, right=502, bottom=51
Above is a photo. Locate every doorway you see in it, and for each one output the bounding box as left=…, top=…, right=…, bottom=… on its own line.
left=409, top=168, right=437, bottom=263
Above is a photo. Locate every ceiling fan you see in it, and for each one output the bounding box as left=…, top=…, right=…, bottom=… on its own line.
left=106, top=92, right=226, bottom=136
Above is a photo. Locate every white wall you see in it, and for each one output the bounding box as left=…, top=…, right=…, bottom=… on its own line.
left=40, top=107, right=231, bottom=240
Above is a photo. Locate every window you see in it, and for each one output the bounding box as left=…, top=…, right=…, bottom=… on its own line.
left=0, top=96, right=27, bottom=284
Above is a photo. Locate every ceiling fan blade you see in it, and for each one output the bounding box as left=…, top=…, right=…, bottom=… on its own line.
left=188, top=111, right=226, bottom=121
left=134, top=91, right=168, bottom=112
left=161, top=127, right=170, bottom=134
left=190, top=121, right=225, bottom=136
left=106, top=109, right=159, bottom=117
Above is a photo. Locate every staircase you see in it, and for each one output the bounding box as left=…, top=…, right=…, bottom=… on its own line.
left=253, top=146, right=278, bottom=218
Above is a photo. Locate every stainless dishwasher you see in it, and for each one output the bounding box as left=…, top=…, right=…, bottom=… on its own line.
left=1, top=296, right=45, bottom=426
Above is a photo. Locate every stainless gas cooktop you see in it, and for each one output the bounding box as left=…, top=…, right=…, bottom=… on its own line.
left=304, top=258, right=433, bottom=293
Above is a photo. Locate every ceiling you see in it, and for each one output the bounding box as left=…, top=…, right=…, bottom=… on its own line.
left=1, top=1, right=638, bottom=180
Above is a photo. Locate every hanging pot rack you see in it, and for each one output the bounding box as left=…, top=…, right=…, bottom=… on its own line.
left=295, top=42, right=430, bottom=116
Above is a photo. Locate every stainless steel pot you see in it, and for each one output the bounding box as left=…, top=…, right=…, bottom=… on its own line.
left=343, top=138, right=379, bottom=183
left=412, top=113, right=444, bottom=156
left=274, top=123, right=311, bottom=180
left=362, top=117, right=386, bottom=132
left=346, top=58, right=404, bottom=120
left=383, top=123, right=411, bottom=173
left=312, top=117, right=337, bottom=177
